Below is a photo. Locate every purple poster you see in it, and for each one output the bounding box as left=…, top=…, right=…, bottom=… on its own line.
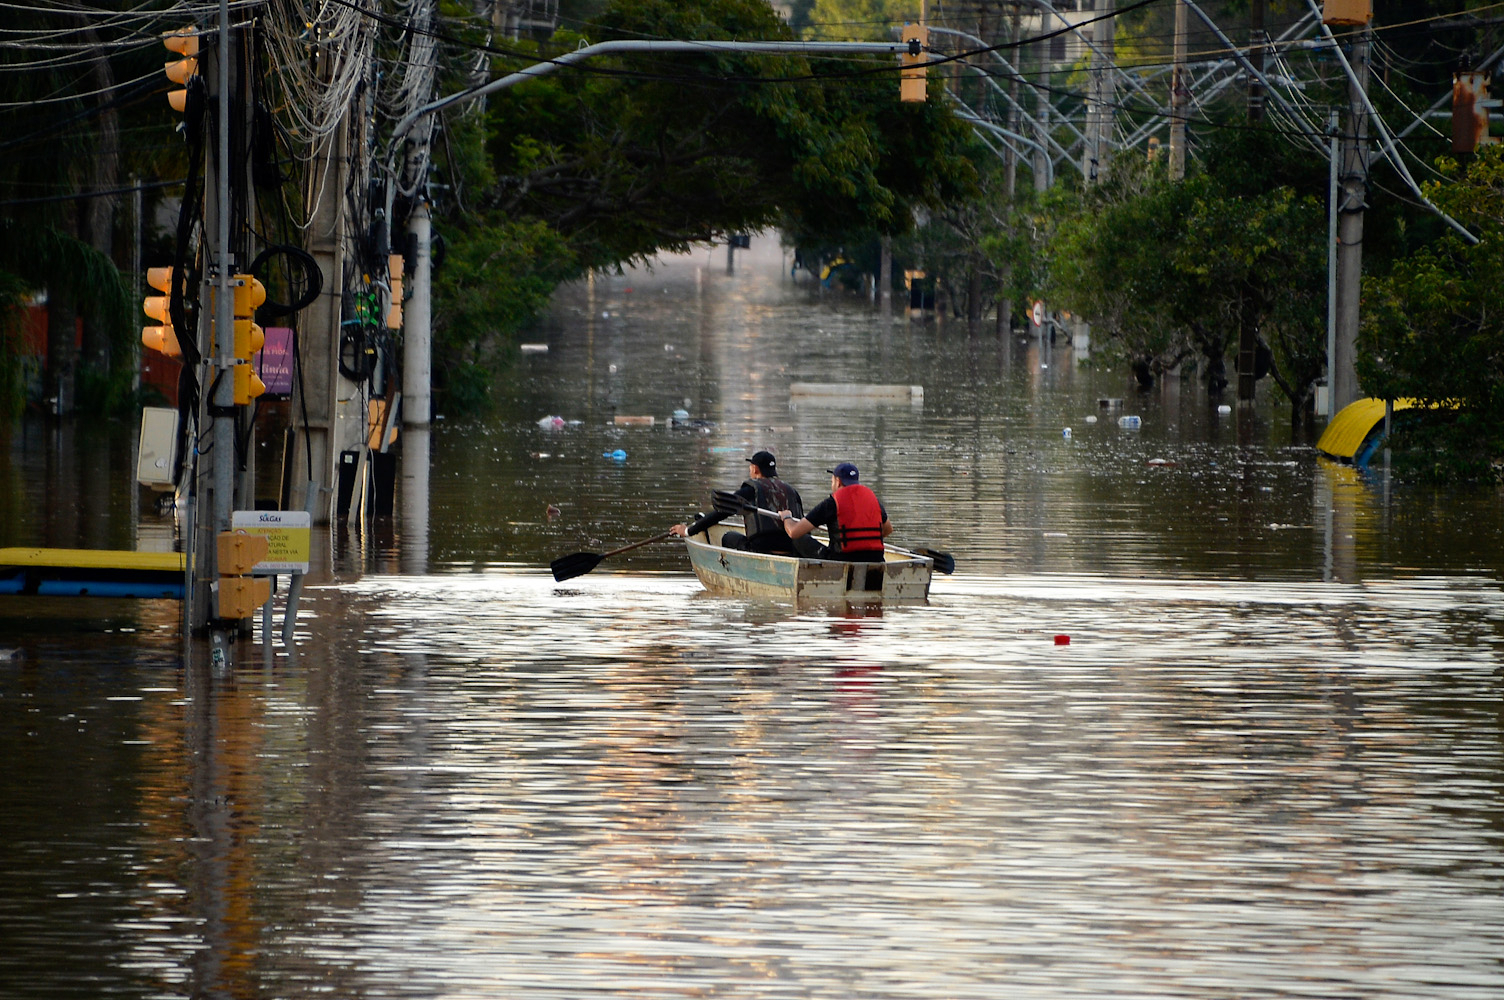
left=258, top=327, right=294, bottom=396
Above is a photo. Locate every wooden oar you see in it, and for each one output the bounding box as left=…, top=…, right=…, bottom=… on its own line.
left=550, top=531, right=676, bottom=582
left=711, top=490, right=955, bottom=574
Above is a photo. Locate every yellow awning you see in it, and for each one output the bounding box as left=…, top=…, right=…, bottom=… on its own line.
left=1316, top=398, right=1418, bottom=460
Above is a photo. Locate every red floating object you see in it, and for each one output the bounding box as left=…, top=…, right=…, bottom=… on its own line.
left=1053, top=634, right=1070, bottom=645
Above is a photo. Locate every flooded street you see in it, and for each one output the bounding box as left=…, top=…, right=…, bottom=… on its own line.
left=3, top=237, right=1503, bottom=998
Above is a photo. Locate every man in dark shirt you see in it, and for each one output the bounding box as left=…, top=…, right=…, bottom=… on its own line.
left=670, top=450, right=806, bottom=554
left=781, top=461, right=891, bottom=562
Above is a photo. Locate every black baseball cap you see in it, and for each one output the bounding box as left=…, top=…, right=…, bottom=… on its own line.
left=747, top=450, right=777, bottom=474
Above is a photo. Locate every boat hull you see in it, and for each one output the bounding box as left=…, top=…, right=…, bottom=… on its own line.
left=683, top=523, right=932, bottom=603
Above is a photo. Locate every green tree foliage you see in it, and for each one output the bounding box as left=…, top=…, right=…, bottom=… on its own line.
left=1044, top=127, right=1326, bottom=420
left=474, top=0, right=972, bottom=266
left=1359, top=144, right=1504, bottom=480
left=802, top=1, right=920, bottom=41
left=0, top=6, right=178, bottom=417
left=431, top=219, right=578, bottom=409
left=426, top=0, right=975, bottom=409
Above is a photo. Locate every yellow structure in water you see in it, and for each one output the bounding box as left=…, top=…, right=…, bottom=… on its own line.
left=1317, top=398, right=1419, bottom=463
left=0, top=547, right=184, bottom=598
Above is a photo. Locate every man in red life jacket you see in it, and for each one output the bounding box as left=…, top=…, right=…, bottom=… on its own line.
left=779, top=461, right=891, bottom=562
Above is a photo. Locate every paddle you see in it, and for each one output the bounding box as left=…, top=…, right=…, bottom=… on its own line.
left=710, top=490, right=955, bottom=574
left=550, top=530, right=676, bottom=582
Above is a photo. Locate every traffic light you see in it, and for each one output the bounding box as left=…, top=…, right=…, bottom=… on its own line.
left=387, top=254, right=404, bottom=329
left=900, top=23, right=927, bottom=103
left=231, top=275, right=267, bottom=404
left=162, top=28, right=199, bottom=113
left=216, top=530, right=270, bottom=619
left=1453, top=71, right=1501, bottom=153
left=141, top=266, right=181, bottom=358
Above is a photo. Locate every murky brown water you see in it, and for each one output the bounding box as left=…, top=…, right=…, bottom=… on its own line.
left=3, top=238, right=1503, bottom=998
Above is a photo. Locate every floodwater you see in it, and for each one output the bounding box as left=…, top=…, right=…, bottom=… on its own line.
left=2, top=237, right=1502, bottom=999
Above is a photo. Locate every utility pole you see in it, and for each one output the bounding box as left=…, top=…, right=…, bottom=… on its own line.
left=1332, top=24, right=1370, bottom=414
left=999, top=0, right=1023, bottom=335
left=1082, top=0, right=1116, bottom=182
left=188, top=1, right=258, bottom=634
left=400, top=0, right=439, bottom=430
left=286, top=28, right=374, bottom=524
left=1168, top=0, right=1188, bottom=180
left=1248, top=0, right=1267, bottom=122
left=1235, top=0, right=1269, bottom=403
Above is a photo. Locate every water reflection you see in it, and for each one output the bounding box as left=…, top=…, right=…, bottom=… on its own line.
left=2, top=237, right=1504, bottom=999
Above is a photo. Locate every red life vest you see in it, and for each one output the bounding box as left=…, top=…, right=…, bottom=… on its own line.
left=831, top=484, right=885, bottom=553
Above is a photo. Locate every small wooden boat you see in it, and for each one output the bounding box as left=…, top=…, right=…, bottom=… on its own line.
left=682, top=521, right=933, bottom=603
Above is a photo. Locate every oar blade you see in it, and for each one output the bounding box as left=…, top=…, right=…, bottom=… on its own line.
left=917, top=548, right=955, bottom=574
left=550, top=551, right=604, bottom=582
left=710, top=489, right=747, bottom=516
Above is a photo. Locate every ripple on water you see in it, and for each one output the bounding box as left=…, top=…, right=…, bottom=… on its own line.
left=257, top=569, right=1504, bottom=999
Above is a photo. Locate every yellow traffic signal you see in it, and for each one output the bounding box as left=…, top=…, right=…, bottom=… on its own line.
left=387, top=254, right=404, bottom=329
left=142, top=325, right=182, bottom=359
left=1453, top=71, right=1501, bottom=153
left=163, top=28, right=199, bottom=112
left=230, top=277, right=267, bottom=403
left=232, top=274, right=266, bottom=317
left=233, top=318, right=265, bottom=358
left=234, top=364, right=267, bottom=405
left=900, top=23, right=927, bottom=103
left=142, top=266, right=180, bottom=358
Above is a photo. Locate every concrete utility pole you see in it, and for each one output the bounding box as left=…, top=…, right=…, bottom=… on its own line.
left=999, top=0, right=1022, bottom=335
left=1248, top=0, right=1267, bottom=122
left=1332, top=25, right=1370, bottom=414
left=1082, top=0, right=1116, bottom=182
left=1235, top=0, right=1269, bottom=403
left=286, top=40, right=373, bottom=524
left=399, top=0, right=439, bottom=430
left=1168, top=0, right=1188, bottom=180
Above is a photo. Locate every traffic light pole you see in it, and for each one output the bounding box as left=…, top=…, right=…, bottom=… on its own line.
left=186, top=1, right=238, bottom=635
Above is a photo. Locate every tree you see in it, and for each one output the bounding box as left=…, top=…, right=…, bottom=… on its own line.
left=422, top=0, right=976, bottom=407
left=1359, top=144, right=1504, bottom=479
left=1044, top=127, right=1327, bottom=419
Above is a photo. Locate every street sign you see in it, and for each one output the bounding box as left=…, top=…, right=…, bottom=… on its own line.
left=230, top=510, right=311, bottom=574
left=1031, top=300, right=1045, bottom=327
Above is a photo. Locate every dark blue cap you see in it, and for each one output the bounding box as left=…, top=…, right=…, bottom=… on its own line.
left=827, top=462, right=859, bottom=485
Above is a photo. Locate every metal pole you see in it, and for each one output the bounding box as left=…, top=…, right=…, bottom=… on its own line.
left=1325, top=109, right=1338, bottom=418
left=198, top=0, right=235, bottom=637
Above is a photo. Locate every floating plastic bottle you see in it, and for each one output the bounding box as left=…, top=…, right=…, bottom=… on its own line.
left=1118, top=415, right=1142, bottom=429
left=602, top=449, right=627, bottom=461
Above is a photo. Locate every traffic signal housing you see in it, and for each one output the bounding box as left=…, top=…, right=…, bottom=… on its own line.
left=900, top=23, right=927, bottom=103
left=1453, top=71, right=1501, bottom=153
left=141, top=266, right=180, bottom=358
left=163, top=28, right=199, bottom=113
left=231, top=275, right=267, bottom=404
